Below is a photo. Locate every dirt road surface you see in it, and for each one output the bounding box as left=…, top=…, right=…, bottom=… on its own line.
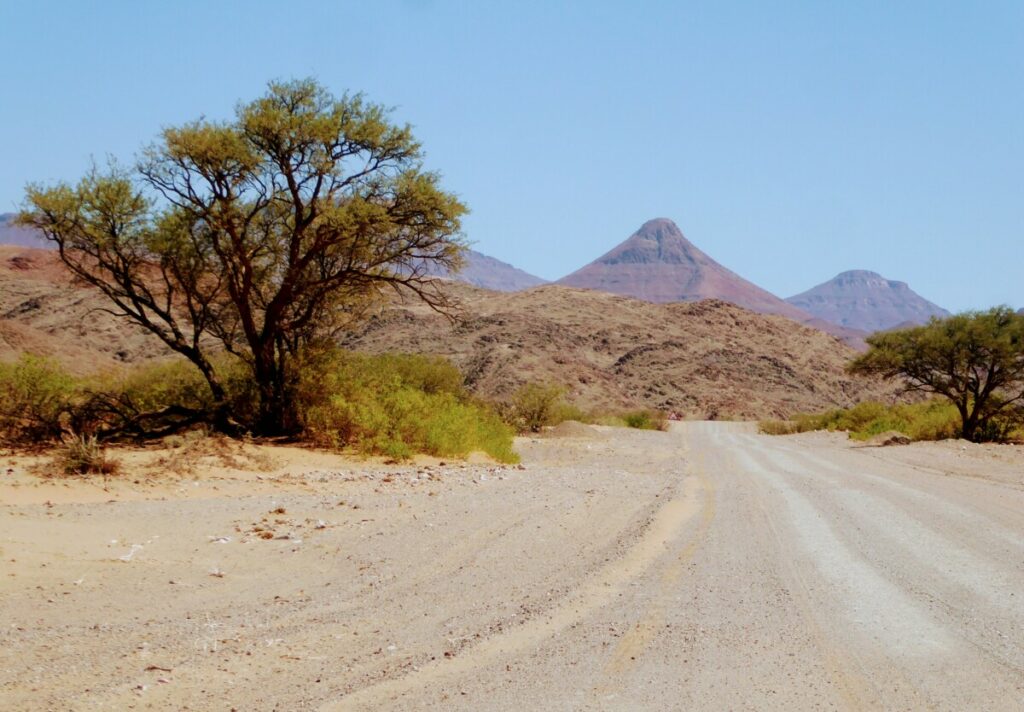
left=2, top=423, right=1022, bottom=710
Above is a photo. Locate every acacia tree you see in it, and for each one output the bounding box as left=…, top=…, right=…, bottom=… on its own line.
left=20, top=79, right=467, bottom=435
left=849, top=307, right=1024, bottom=441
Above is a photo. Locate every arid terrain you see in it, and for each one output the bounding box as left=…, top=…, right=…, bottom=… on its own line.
left=342, top=284, right=895, bottom=417
left=0, top=246, right=168, bottom=373
left=1, top=423, right=1022, bottom=710
left=0, top=245, right=894, bottom=418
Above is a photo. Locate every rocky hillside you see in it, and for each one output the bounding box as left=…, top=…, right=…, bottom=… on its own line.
left=556, top=218, right=863, bottom=345
left=786, top=270, right=950, bottom=332
left=0, top=247, right=167, bottom=372
left=341, top=283, right=894, bottom=419
left=0, top=246, right=892, bottom=419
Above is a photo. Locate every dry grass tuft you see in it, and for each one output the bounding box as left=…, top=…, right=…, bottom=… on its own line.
left=56, top=433, right=119, bottom=476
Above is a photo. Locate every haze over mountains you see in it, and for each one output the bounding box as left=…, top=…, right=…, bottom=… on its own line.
left=786, top=270, right=950, bottom=333
left=0, top=213, right=48, bottom=249
left=422, top=248, right=547, bottom=292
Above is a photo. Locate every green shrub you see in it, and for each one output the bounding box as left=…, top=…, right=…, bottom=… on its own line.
left=622, top=409, right=668, bottom=431
left=371, top=353, right=465, bottom=396
left=501, top=383, right=567, bottom=433
left=0, top=354, right=80, bottom=445
left=761, top=399, right=963, bottom=442
left=549, top=401, right=590, bottom=426
left=104, top=358, right=214, bottom=413
left=297, top=349, right=518, bottom=463
left=82, top=353, right=257, bottom=437
left=758, top=419, right=799, bottom=435
left=0, top=348, right=520, bottom=464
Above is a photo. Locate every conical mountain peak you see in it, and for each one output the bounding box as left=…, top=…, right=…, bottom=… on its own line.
left=556, top=219, right=854, bottom=342
left=634, top=217, right=685, bottom=239
left=594, top=218, right=706, bottom=268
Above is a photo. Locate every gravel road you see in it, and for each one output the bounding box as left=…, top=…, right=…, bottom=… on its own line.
left=2, top=423, right=1022, bottom=710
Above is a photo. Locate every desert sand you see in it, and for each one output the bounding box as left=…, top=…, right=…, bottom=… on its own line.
left=2, top=424, right=1023, bottom=710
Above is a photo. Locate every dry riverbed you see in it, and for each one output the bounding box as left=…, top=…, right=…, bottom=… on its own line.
left=1, top=424, right=1022, bottom=710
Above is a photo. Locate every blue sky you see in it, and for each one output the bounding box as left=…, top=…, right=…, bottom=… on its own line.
left=1, top=1, right=1021, bottom=311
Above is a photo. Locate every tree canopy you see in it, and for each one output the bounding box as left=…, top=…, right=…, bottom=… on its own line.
left=848, top=307, right=1024, bottom=441
left=20, top=78, right=467, bottom=435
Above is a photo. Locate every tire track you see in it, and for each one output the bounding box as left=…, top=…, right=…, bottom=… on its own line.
left=589, top=434, right=715, bottom=698
left=323, top=472, right=708, bottom=710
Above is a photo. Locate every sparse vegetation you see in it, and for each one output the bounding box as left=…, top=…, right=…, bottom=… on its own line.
left=497, top=383, right=669, bottom=433
left=848, top=308, right=1024, bottom=442
left=298, top=348, right=518, bottom=463
left=759, top=399, right=983, bottom=442
left=502, top=383, right=569, bottom=433
left=621, top=409, right=669, bottom=431
left=1, top=346, right=518, bottom=468
left=0, top=354, right=80, bottom=445
left=56, top=433, right=118, bottom=475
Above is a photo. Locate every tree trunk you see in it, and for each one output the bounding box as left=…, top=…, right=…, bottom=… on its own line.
left=956, top=401, right=974, bottom=442
left=961, top=408, right=980, bottom=442
left=253, top=340, right=295, bottom=437
left=255, top=369, right=285, bottom=436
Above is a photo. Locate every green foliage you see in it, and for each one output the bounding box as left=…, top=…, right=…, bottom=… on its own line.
left=760, top=399, right=966, bottom=442
left=57, top=433, right=118, bottom=476
left=849, top=307, right=1024, bottom=441
left=72, top=354, right=257, bottom=439
left=298, top=349, right=518, bottom=463
left=108, top=358, right=214, bottom=413
left=21, top=78, right=468, bottom=436
left=502, top=383, right=568, bottom=433
left=758, top=419, right=800, bottom=436
left=0, top=348, right=518, bottom=464
left=0, top=355, right=80, bottom=445
left=621, top=410, right=669, bottom=431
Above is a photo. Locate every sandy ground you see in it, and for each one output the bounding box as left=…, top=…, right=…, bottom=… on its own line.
left=1, top=424, right=1023, bottom=710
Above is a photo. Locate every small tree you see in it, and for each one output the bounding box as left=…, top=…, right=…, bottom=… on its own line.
left=848, top=307, right=1024, bottom=441
left=20, top=79, right=466, bottom=435
left=508, top=383, right=566, bottom=433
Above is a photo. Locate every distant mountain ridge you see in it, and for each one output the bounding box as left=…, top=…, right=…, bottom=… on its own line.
left=438, top=249, right=546, bottom=292
left=0, top=213, right=50, bottom=249
left=556, top=218, right=862, bottom=344
left=786, top=270, right=950, bottom=333
left=0, top=213, right=545, bottom=293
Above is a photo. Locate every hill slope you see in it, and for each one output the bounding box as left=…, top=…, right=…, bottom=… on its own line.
left=0, top=247, right=167, bottom=371
left=0, top=247, right=891, bottom=418
left=341, top=283, right=894, bottom=418
left=786, top=270, right=950, bottom=332
left=556, top=218, right=863, bottom=345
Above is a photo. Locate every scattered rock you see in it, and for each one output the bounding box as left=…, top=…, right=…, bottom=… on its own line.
left=871, top=431, right=912, bottom=447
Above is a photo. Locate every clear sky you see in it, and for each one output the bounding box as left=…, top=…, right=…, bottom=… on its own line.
left=1, top=1, right=1021, bottom=312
